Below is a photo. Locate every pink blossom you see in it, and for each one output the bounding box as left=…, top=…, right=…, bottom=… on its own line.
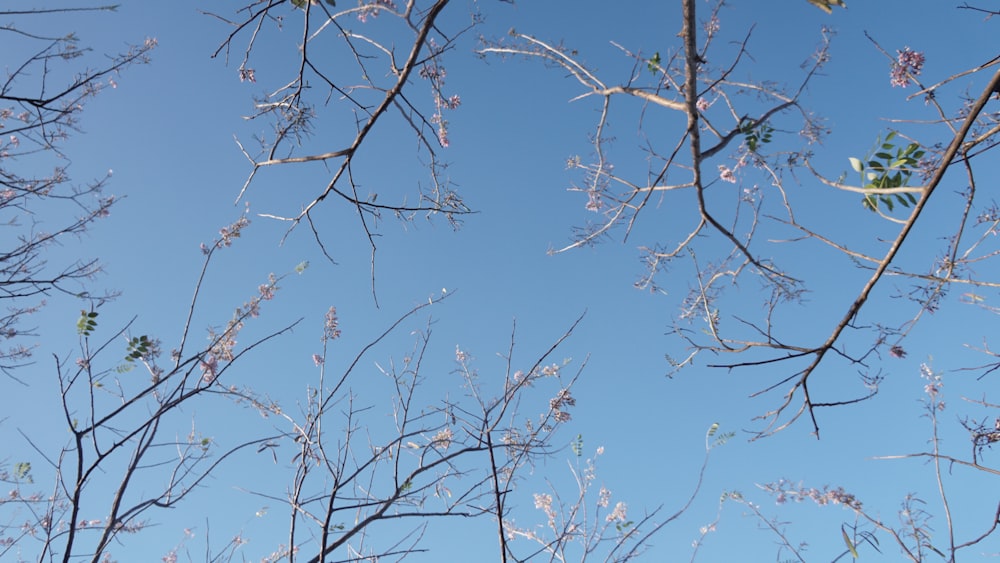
left=432, top=427, right=452, bottom=450
left=312, top=354, right=324, bottom=366
left=200, top=355, right=218, bottom=383
left=718, top=164, right=736, bottom=184
left=704, top=15, right=720, bottom=36
left=323, top=306, right=341, bottom=341
left=258, top=283, right=275, bottom=301
left=585, top=190, right=602, bottom=212
left=549, top=388, right=576, bottom=422
left=606, top=501, right=628, bottom=522
left=357, top=0, right=396, bottom=22
left=217, top=216, right=250, bottom=248
left=890, top=47, right=925, bottom=88
left=598, top=487, right=611, bottom=507
left=696, top=98, right=711, bottom=112
left=533, top=493, right=552, bottom=510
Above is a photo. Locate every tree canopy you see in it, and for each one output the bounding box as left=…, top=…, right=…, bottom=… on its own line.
left=1, top=1, right=999, bottom=561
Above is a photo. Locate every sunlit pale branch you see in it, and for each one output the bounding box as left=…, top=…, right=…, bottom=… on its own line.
left=802, top=159, right=927, bottom=195
left=907, top=53, right=1000, bottom=101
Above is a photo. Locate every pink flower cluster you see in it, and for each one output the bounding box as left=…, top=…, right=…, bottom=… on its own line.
left=202, top=274, right=279, bottom=382
left=357, top=0, right=397, bottom=23
left=890, top=47, right=925, bottom=88
left=533, top=492, right=557, bottom=529
left=605, top=501, right=628, bottom=523
left=718, top=164, right=736, bottom=184
left=549, top=388, right=576, bottom=422
left=420, top=39, right=460, bottom=148
left=322, top=306, right=341, bottom=341
left=585, top=190, right=602, bottom=212
left=763, top=479, right=862, bottom=510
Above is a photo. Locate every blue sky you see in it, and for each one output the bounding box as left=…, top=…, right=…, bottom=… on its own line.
left=3, top=0, right=1000, bottom=560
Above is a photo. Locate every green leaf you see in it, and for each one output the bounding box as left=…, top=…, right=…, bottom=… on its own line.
left=295, top=260, right=310, bottom=274
left=806, top=0, right=847, bottom=13
left=77, top=310, right=99, bottom=336
left=864, top=195, right=877, bottom=211
left=842, top=525, right=859, bottom=558
left=848, top=157, right=864, bottom=173
left=14, top=462, right=32, bottom=483
left=647, top=51, right=661, bottom=74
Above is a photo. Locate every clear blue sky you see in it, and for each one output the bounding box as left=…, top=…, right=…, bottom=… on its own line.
left=3, top=1, right=999, bottom=560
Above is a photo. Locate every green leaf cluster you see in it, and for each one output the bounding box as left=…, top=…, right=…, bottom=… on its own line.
left=124, top=334, right=151, bottom=363
left=14, top=461, right=33, bottom=483
left=848, top=131, right=924, bottom=213
left=291, top=0, right=336, bottom=8
left=115, top=334, right=152, bottom=373
left=615, top=519, right=635, bottom=533
left=647, top=51, right=661, bottom=75
left=706, top=422, right=734, bottom=449
left=76, top=310, right=98, bottom=336
left=739, top=118, right=773, bottom=153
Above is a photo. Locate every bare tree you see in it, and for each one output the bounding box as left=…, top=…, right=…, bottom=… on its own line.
left=10, top=0, right=1000, bottom=560
left=480, top=0, right=1000, bottom=439
left=203, top=0, right=474, bottom=300
left=713, top=361, right=1000, bottom=561
left=0, top=5, right=155, bottom=379
left=2, top=3, right=727, bottom=561
left=1, top=208, right=680, bottom=560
